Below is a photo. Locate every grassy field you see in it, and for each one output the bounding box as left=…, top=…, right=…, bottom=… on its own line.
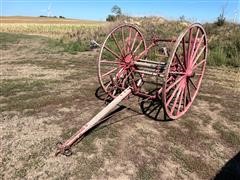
left=1, top=16, right=240, bottom=179
left=1, top=16, right=239, bottom=67
left=1, top=30, right=240, bottom=179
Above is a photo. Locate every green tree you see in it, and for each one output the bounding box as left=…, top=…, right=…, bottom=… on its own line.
left=106, top=5, right=122, bottom=22
left=111, top=5, right=122, bottom=16
left=106, top=15, right=116, bottom=22
left=216, top=13, right=225, bottom=26
left=215, top=8, right=226, bottom=26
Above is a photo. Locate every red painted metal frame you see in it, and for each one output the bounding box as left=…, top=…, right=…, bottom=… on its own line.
left=98, top=24, right=177, bottom=101
left=98, top=23, right=207, bottom=119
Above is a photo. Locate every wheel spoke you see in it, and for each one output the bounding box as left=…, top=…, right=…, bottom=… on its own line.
left=101, top=60, right=120, bottom=64
left=192, top=46, right=206, bottom=68
left=183, top=85, right=187, bottom=109
left=116, top=67, right=125, bottom=79
left=136, top=50, right=147, bottom=60
left=195, top=73, right=202, bottom=76
left=166, top=82, right=181, bottom=106
left=190, top=28, right=200, bottom=59
left=121, top=27, right=126, bottom=55
left=187, top=28, right=193, bottom=65
left=182, top=36, right=186, bottom=66
left=192, top=59, right=206, bottom=70
left=105, top=81, right=112, bottom=90
left=175, top=53, right=185, bottom=70
left=166, top=75, right=185, bottom=92
left=154, top=105, right=161, bottom=119
left=191, top=35, right=204, bottom=65
left=133, top=39, right=143, bottom=54
left=131, top=31, right=139, bottom=51
left=102, top=67, right=118, bottom=77
left=177, top=88, right=184, bottom=114
left=111, top=33, right=124, bottom=57
left=166, top=76, right=173, bottom=83
left=189, top=78, right=197, bottom=89
left=104, top=45, right=120, bottom=59
left=126, top=27, right=132, bottom=53
left=170, top=88, right=182, bottom=114
left=148, top=103, right=160, bottom=115
left=187, top=81, right=192, bottom=102
left=146, top=100, right=155, bottom=110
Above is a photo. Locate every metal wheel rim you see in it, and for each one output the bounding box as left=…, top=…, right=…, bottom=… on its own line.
left=162, top=23, right=207, bottom=119
left=98, top=24, right=147, bottom=98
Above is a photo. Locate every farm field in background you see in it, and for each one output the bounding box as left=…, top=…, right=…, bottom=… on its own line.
left=1, top=16, right=240, bottom=67
left=1, top=16, right=104, bottom=24
left=0, top=16, right=105, bottom=37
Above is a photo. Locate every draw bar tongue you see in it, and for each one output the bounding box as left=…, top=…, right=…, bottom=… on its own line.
left=55, top=87, right=132, bottom=156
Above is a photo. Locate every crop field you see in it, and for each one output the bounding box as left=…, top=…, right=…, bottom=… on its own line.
left=1, top=17, right=240, bottom=179
left=1, top=16, right=103, bottom=24
left=0, top=16, right=105, bottom=38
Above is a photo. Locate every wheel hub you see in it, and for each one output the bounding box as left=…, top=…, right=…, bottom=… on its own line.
left=121, top=54, right=135, bottom=71
left=186, top=69, right=195, bottom=77
left=124, top=54, right=133, bottom=64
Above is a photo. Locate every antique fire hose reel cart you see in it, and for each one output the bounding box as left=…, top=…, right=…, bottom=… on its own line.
left=56, top=23, right=207, bottom=156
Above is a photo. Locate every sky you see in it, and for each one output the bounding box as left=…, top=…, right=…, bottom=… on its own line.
left=2, top=0, right=240, bottom=23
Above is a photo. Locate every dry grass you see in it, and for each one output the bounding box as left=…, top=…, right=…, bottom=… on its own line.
left=0, top=23, right=103, bottom=38
left=1, top=31, right=240, bottom=179
left=0, top=16, right=105, bottom=38
left=1, top=16, right=104, bottom=24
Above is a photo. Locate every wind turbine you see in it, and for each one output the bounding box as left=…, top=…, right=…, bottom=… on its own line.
left=47, top=3, right=52, bottom=17
left=233, top=7, right=239, bottom=23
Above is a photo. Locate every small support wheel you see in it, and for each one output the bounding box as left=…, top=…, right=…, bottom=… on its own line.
left=98, top=24, right=147, bottom=98
left=162, top=23, right=207, bottom=119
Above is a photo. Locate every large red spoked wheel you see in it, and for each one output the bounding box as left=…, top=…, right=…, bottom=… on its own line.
left=162, top=23, right=207, bottom=119
left=98, top=24, right=147, bottom=98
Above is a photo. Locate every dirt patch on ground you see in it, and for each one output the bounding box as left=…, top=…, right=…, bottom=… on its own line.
left=1, top=33, right=240, bottom=179
left=0, top=64, right=72, bottom=80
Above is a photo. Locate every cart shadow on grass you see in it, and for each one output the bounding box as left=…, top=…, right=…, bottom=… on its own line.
left=73, top=86, right=169, bottom=147
left=95, top=86, right=240, bottom=180
left=94, top=85, right=171, bottom=122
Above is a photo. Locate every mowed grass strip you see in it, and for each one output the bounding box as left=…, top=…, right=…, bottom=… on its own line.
left=0, top=79, right=57, bottom=97
left=0, top=79, right=59, bottom=112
